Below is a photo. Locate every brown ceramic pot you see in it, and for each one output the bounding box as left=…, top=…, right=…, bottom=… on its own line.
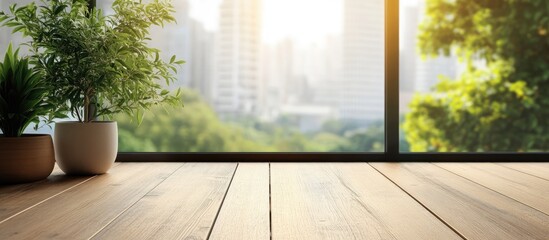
left=0, top=134, right=56, bottom=184
left=54, top=121, right=118, bottom=175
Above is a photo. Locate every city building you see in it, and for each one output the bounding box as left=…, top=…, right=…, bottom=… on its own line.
left=401, top=0, right=459, bottom=94
left=341, top=0, right=385, bottom=122
left=261, top=36, right=341, bottom=126
left=186, top=20, right=215, bottom=103
left=213, top=0, right=262, bottom=117
left=399, top=1, right=459, bottom=113
left=279, top=105, right=338, bottom=133
left=400, top=5, right=419, bottom=93
left=259, top=39, right=295, bottom=120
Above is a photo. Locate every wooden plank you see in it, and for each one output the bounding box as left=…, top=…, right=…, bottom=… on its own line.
left=437, top=162, right=549, bottom=215
left=0, top=163, right=182, bottom=239
left=91, top=162, right=237, bottom=240
left=271, top=163, right=462, bottom=240
left=372, top=163, right=549, bottom=240
left=209, top=163, right=270, bottom=240
left=0, top=163, right=118, bottom=222
left=498, top=163, right=549, bottom=180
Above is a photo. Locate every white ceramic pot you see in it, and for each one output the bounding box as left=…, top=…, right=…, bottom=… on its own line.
left=54, top=121, right=118, bottom=175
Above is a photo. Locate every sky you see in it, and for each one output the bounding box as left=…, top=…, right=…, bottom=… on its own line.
left=188, top=0, right=342, bottom=44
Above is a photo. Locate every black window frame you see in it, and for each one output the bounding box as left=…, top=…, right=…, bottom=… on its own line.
left=107, top=0, right=548, bottom=162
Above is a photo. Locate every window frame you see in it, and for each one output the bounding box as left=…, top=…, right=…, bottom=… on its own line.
left=112, top=0, right=548, bottom=162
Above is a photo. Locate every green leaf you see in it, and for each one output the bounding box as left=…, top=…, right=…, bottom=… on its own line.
left=0, top=0, right=184, bottom=126
left=54, top=5, right=66, bottom=15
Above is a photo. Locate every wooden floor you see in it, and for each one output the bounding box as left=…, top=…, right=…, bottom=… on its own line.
left=0, top=163, right=548, bottom=240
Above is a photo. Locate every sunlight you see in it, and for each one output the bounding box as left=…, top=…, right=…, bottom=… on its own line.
left=262, top=0, right=342, bottom=44
left=188, top=0, right=221, bottom=31
left=188, top=0, right=342, bottom=44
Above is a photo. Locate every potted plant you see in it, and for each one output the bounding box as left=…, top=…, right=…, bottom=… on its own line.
left=0, top=44, right=57, bottom=184
left=0, top=0, right=183, bottom=175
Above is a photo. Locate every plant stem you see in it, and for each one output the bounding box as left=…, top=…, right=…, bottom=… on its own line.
left=84, top=92, right=90, bottom=123
left=84, top=88, right=97, bottom=122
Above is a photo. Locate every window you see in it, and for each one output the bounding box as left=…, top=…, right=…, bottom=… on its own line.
left=399, top=0, right=549, bottom=154
left=0, top=0, right=53, bottom=136
left=98, top=0, right=386, bottom=153
left=2, top=0, right=546, bottom=161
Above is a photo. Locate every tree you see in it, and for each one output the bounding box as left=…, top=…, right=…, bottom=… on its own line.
left=333, top=121, right=384, bottom=152
left=404, top=0, right=549, bottom=152
left=118, top=129, right=157, bottom=152
left=118, top=88, right=374, bottom=152
left=118, top=89, right=271, bottom=152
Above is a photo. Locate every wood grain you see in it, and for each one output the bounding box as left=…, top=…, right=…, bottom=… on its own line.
left=498, top=163, right=549, bottom=180
left=0, top=163, right=181, bottom=239
left=271, top=163, right=461, bottom=240
left=437, top=162, right=549, bottom=214
left=91, top=162, right=237, bottom=240
left=0, top=163, right=118, bottom=222
left=372, top=162, right=549, bottom=240
left=209, top=163, right=270, bottom=240
left=3, top=162, right=549, bottom=240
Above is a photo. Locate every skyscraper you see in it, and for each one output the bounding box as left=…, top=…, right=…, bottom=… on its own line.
left=147, top=0, right=191, bottom=88
left=341, top=0, right=385, bottom=122
left=404, top=0, right=459, bottom=93
left=187, top=20, right=215, bottom=103
left=400, top=5, right=419, bottom=93
left=213, top=0, right=262, bottom=117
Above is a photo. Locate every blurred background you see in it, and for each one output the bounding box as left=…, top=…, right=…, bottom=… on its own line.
left=2, top=0, right=547, bottom=153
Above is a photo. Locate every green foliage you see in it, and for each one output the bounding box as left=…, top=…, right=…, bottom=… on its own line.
left=0, top=0, right=184, bottom=123
left=118, top=129, right=157, bottom=152
left=117, top=88, right=385, bottom=152
left=333, top=121, right=384, bottom=152
left=0, top=44, right=54, bottom=137
left=117, top=89, right=270, bottom=152
left=405, top=0, right=549, bottom=152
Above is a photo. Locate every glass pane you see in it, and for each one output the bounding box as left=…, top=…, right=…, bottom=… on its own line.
left=0, top=0, right=54, bottom=136
left=1, top=0, right=385, bottom=152
left=99, top=0, right=386, bottom=152
left=400, top=0, right=548, bottom=152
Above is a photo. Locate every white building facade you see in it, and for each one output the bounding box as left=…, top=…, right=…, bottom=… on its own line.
left=213, top=0, right=262, bottom=117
